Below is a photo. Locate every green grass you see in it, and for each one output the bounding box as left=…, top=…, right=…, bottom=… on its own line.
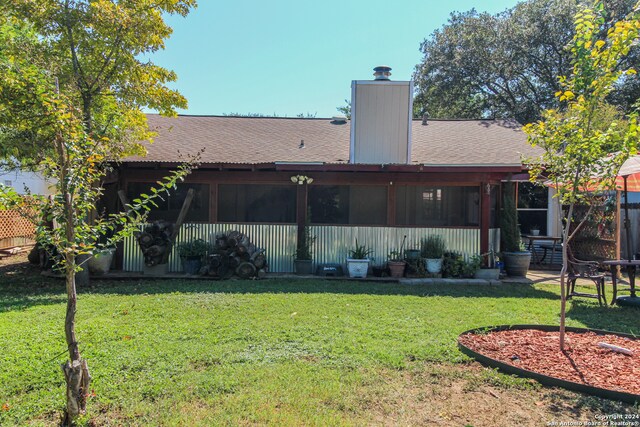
left=1, top=267, right=639, bottom=425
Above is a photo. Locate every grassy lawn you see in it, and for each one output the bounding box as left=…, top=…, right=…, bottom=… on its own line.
left=1, top=258, right=639, bottom=426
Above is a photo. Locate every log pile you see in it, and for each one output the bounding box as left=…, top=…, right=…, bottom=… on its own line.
left=203, top=230, right=267, bottom=279
left=135, top=221, right=175, bottom=266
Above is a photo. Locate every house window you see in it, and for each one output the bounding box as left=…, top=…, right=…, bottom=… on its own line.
left=516, top=182, right=548, bottom=235
left=396, top=185, right=480, bottom=226
left=4, top=180, right=12, bottom=186
left=127, top=182, right=210, bottom=222
left=308, top=185, right=387, bottom=225
left=218, top=184, right=296, bottom=223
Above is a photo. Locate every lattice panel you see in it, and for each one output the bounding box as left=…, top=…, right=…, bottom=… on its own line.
left=568, top=196, right=617, bottom=261
left=0, top=210, right=35, bottom=241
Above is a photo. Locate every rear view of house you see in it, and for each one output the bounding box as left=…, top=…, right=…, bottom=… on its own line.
left=110, top=67, right=542, bottom=273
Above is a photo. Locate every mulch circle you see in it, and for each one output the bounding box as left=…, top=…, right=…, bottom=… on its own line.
left=459, top=328, right=640, bottom=395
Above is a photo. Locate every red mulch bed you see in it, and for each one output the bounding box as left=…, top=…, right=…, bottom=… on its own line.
left=459, top=329, right=640, bottom=395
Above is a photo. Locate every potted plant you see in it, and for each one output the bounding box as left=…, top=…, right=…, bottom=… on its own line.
left=501, top=182, right=531, bottom=277
left=88, top=247, right=115, bottom=275
left=421, top=235, right=446, bottom=274
left=346, top=239, right=373, bottom=278
left=530, top=225, right=541, bottom=236
left=474, top=250, right=501, bottom=280
left=404, top=248, right=421, bottom=262
left=176, top=239, right=209, bottom=275
left=387, top=250, right=406, bottom=278
left=294, top=226, right=316, bottom=275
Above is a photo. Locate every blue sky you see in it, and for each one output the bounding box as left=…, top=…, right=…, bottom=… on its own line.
left=149, top=0, right=520, bottom=118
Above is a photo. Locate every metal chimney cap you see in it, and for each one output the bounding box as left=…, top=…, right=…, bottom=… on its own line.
left=331, top=115, right=348, bottom=124
left=373, top=65, right=392, bottom=80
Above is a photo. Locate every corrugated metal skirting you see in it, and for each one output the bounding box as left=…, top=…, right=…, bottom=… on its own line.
left=489, top=228, right=500, bottom=253
left=122, top=224, right=482, bottom=273
left=311, top=226, right=479, bottom=268
left=123, top=224, right=297, bottom=273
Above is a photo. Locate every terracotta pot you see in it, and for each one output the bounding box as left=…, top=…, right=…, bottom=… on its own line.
left=388, top=261, right=406, bottom=278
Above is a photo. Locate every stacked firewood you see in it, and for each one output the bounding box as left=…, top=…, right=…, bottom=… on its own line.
left=203, top=230, right=267, bottom=279
left=135, top=221, right=175, bottom=266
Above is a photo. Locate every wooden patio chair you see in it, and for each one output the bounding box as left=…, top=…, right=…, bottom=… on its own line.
left=566, top=246, right=607, bottom=306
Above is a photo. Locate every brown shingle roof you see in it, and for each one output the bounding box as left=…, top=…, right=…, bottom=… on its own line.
left=127, top=115, right=541, bottom=166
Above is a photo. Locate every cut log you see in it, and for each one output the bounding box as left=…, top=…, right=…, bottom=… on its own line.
left=228, top=256, right=241, bottom=270
left=236, top=262, right=257, bottom=279
left=207, top=230, right=266, bottom=279
left=253, top=254, right=266, bottom=269
left=137, top=232, right=154, bottom=246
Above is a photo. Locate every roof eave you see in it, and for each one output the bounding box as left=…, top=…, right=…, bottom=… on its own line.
left=120, top=161, right=525, bottom=173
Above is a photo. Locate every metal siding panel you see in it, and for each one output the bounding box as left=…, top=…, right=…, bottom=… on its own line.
left=310, top=226, right=480, bottom=269
left=122, top=223, right=297, bottom=273
left=353, top=83, right=411, bottom=164
left=489, top=228, right=501, bottom=253
left=122, top=224, right=481, bottom=274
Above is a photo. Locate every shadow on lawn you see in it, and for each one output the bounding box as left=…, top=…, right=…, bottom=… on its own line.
left=566, top=299, right=640, bottom=336
left=0, top=260, right=565, bottom=312
left=544, top=390, right=639, bottom=416
left=78, top=276, right=563, bottom=299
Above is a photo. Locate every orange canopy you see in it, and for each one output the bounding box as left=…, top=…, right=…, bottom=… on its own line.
left=616, top=155, right=640, bottom=192
left=544, top=155, right=640, bottom=192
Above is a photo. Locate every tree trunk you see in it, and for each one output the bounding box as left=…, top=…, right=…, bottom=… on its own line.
left=62, top=196, right=91, bottom=423
left=559, top=200, right=575, bottom=351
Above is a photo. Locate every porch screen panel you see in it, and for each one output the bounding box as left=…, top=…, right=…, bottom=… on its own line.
left=308, top=185, right=387, bottom=225
left=127, top=182, right=210, bottom=222
left=218, top=184, right=296, bottom=223
left=395, top=186, right=480, bottom=226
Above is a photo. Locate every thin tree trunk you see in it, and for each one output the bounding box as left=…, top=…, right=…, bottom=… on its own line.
left=61, top=193, right=91, bottom=424
left=559, top=200, right=576, bottom=351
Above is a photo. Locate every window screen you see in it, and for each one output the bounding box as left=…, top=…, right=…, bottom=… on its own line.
left=127, top=182, right=210, bottom=222
left=396, top=185, right=480, bottom=226
left=308, top=185, right=387, bottom=225
left=218, top=184, right=296, bottom=223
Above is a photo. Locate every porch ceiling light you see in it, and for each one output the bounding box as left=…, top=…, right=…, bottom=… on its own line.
left=290, top=175, right=314, bottom=185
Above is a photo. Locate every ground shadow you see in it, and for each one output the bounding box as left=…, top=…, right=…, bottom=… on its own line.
left=543, top=390, right=639, bottom=417
left=0, top=261, right=564, bottom=312
left=566, top=299, right=640, bottom=335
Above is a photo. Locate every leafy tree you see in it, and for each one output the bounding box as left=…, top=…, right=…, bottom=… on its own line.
left=0, top=1, right=197, bottom=420
left=524, top=2, right=640, bottom=349
left=0, top=0, right=196, bottom=169
left=413, top=0, right=639, bottom=124
left=336, top=99, right=351, bottom=119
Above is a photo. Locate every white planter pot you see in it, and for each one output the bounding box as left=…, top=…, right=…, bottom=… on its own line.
left=88, top=249, right=115, bottom=275
left=474, top=268, right=500, bottom=280
left=346, top=258, right=370, bottom=278
left=425, top=258, right=443, bottom=274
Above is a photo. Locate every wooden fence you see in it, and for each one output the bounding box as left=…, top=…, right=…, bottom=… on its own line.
left=0, top=210, right=35, bottom=248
